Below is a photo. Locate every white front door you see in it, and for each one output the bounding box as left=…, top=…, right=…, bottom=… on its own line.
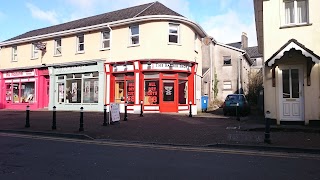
left=279, top=65, right=304, bottom=121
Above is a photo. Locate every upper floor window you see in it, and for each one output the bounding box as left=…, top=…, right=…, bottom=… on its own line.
left=12, top=46, right=18, bottom=62
left=169, top=23, right=179, bottom=44
left=284, top=0, right=308, bottom=25
left=54, top=39, right=62, bottom=55
left=194, top=33, right=198, bottom=52
left=31, top=43, right=39, bottom=59
left=129, top=25, right=139, bottom=45
left=77, top=35, right=84, bottom=52
left=223, top=81, right=232, bottom=90
left=223, top=56, right=231, bottom=65
left=101, top=31, right=110, bottom=49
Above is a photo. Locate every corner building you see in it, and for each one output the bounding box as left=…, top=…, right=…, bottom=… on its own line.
left=0, top=2, right=207, bottom=114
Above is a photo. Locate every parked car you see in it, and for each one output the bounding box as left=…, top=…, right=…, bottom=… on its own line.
left=222, top=94, right=250, bottom=116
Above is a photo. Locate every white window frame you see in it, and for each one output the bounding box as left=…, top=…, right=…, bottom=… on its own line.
left=223, top=56, right=232, bottom=65
left=76, top=34, right=85, bottom=53
left=223, top=81, right=232, bottom=90
left=194, top=33, right=198, bottom=52
left=54, top=38, right=62, bottom=56
left=283, top=0, right=309, bottom=26
left=168, top=23, right=180, bottom=44
left=101, top=31, right=110, bottom=50
left=129, top=25, right=139, bottom=46
left=31, top=43, right=39, bottom=59
left=12, top=46, right=18, bottom=62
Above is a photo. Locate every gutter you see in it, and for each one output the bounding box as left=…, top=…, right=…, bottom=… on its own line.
left=0, top=15, right=208, bottom=47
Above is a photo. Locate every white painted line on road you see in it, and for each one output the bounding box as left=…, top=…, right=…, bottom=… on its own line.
left=1, top=132, right=319, bottom=160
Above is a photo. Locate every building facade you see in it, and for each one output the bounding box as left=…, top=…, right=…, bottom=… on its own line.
left=0, top=2, right=207, bottom=114
left=254, top=0, right=320, bottom=125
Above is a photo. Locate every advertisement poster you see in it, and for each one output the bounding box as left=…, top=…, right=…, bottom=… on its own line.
left=58, top=84, right=64, bottom=101
left=146, top=81, right=159, bottom=104
left=127, top=82, right=135, bottom=104
left=72, top=82, right=77, bottom=102
left=94, top=81, right=99, bottom=102
left=84, top=81, right=91, bottom=102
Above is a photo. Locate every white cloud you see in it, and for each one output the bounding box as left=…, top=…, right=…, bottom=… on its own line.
left=201, top=9, right=257, bottom=46
left=26, top=3, right=59, bottom=24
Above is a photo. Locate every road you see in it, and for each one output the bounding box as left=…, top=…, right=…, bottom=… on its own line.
left=0, top=133, right=319, bottom=180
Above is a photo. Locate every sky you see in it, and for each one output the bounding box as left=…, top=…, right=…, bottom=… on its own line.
left=0, top=0, right=257, bottom=46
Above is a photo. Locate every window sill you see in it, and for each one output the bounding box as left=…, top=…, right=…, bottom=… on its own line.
left=30, top=57, right=39, bottom=60
left=53, top=54, right=62, bottom=57
left=11, top=60, right=18, bottom=62
left=280, top=23, right=312, bottom=29
left=75, top=51, right=85, bottom=54
left=100, top=48, right=111, bottom=51
left=127, top=44, right=140, bottom=48
left=223, top=64, right=232, bottom=66
left=168, top=42, right=181, bottom=46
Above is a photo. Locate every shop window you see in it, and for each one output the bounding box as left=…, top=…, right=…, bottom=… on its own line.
left=126, top=80, right=135, bottom=104
left=115, top=81, right=124, bottom=103
left=66, top=79, right=81, bottom=103
left=20, top=82, right=35, bottom=103
left=179, top=80, right=188, bottom=104
left=57, top=83, right=65, bottom=103
left=8, top=82, right=35, bottom=103
left=144, top=80, right=159, bottom=105
left=83, top=79, right=99, bottom=103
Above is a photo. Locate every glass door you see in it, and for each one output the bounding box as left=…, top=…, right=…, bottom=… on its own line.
left=160, top=80, right=177, bottom=112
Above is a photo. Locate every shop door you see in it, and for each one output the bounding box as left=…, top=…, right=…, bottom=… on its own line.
left=44, top=79, right=50, bottom=108
left=160, top=80, right=177, bottom=112
left=278, top=65, right=304, bottom=121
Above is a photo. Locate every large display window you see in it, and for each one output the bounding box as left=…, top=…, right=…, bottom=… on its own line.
left=56, top=72, right=99, bottom=104
left=114, top=73, right=135, bottom=104
left=5, top=81, right=35, bottom=103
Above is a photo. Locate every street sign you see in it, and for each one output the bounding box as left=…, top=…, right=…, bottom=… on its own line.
left=110, top=103, right=120, bottom=122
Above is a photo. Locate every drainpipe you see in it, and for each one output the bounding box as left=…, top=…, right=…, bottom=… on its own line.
left=238, top=52, right=246, bottom=94
left=107, top=24, right=112, bottom=63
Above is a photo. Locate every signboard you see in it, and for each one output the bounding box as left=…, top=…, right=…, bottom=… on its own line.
left=142, top=62, right=191, bottom=71
left=55, top=66, right=87, bottom=74
left=3, top=70, right=35, bottom=78
left=110, top=103, right=120, bottom=122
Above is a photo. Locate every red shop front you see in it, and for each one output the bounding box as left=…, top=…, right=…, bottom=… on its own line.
left=0, top=68, right=49, bottom=110
left=105, top=60, right=196, bottom=114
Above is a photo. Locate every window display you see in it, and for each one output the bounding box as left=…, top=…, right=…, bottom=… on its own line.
left=57, top=72, right=99, bottom=104
left=126, top=80, right=135, bottom=104
left=178, top=80, right=188, bottom=104
left=144, top=80, right=159, bottom=105
left=115, top=81, right=124, bottom=103
left=6, top=82, right=35, bottom=103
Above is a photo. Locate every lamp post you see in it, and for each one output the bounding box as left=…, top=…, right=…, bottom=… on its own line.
left=189, top=101, right=192, bottom=117
left=140, top=100, right=143, bottom=117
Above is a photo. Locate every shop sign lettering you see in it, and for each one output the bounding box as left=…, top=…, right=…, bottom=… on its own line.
left=55, top=66, right=86, bottom=73
left=3, top=70, right=35, bottom=78
left=151, top=63, right=190, bottom=71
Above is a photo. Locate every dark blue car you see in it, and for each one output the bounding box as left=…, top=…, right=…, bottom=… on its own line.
left=222, top=94, right=250, bottom=116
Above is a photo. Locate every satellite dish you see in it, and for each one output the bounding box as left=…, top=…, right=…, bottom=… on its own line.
left=203, top=37, right=211, bottom=46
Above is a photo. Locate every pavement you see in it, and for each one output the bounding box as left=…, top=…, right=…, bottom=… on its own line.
left=0, top=107, right=319, bottom=153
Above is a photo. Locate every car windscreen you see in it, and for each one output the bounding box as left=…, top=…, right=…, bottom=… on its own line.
left=226, top=95, right=243, bottom=101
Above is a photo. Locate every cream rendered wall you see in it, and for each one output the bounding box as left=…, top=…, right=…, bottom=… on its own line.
left=0, top=20, right=202, bottom=70
left=262, top=0, right=320, bottom=122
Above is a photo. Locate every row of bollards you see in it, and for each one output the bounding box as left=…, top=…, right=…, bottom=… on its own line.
left=25, top=102, right=141, bottom=131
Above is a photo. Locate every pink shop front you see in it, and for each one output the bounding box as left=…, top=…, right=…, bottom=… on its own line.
left=0, top=68, right=49, bottom=110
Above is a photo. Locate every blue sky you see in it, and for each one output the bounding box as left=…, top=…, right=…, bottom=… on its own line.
left=0, top=0, right=256, bottom=46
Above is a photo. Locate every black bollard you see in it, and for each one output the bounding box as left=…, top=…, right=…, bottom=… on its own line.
left=79, top=107, right=84, bottom=131
left=236, top=103, right=240, bottom=121
left=264, top=111, right=271, bottom=144
left=25, top=105, right=30, bottom=128
left=124, top=102, right=128, bottom=121
left=103, top=105, right=108, bottom=126
left=189, top=101, right=192, bottom=117
left=140, top=100, right=143, bottom=117
left=52, top=106, right=57, bottom=130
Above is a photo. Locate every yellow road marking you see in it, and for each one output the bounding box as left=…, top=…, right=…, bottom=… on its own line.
left=1, top=132, right=319, bottom=160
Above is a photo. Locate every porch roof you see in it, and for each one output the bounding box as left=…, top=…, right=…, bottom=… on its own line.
left=266, top=39, right=320, bottom=67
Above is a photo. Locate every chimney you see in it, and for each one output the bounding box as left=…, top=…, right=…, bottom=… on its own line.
left=241, top=32, right=248, bottom=49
